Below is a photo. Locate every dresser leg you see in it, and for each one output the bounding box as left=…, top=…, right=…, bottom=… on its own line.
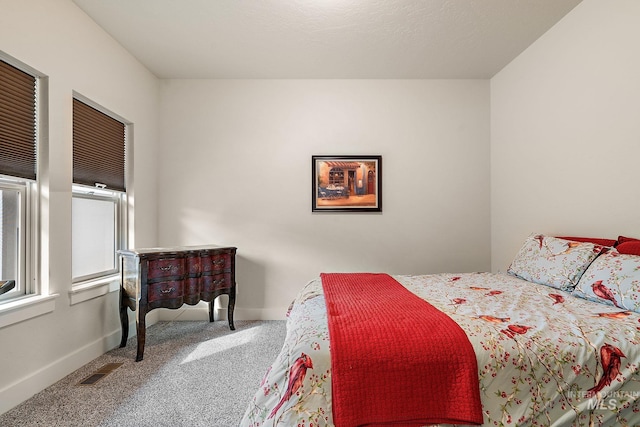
left=119, top=287, right=129, bottom=348
left=135, top=311, right=146, bottom=362
left=208, top=300, right=214, bottom=322
left=228, top=288, right=236, bottom=330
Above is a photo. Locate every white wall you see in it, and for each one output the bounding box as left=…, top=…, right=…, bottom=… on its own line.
left=491, top=0, right=640, bottom=271
left=0, top=0, right=159, bottom=413
left=158, top=79, right=491, bottom=319
left=10, top=0, right=634, bottom=414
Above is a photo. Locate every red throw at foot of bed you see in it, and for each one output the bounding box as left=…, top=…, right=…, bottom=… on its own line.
left=321, top=273, right=483, bottom=427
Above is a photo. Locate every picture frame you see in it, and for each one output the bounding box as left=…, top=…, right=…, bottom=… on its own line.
left=312, top=155, right=382, bottom=212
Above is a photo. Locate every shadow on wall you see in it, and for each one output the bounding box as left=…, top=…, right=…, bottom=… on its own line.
left=235, top=255, right=267, bottom=312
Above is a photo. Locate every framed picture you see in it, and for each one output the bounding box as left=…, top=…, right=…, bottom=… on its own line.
left=312, top=155, right=382, bottom=212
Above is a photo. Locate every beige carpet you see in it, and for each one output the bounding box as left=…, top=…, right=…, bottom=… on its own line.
left=0, top=320, right=286, bottom=427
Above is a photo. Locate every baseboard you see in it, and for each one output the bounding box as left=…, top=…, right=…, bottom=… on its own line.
left=0, top=307, right=285, bottom=414
left=234, top=307, right=287, bottom=320
left=154, top=305, right=287, bottom=322
left=0, top=328, right=122, bottom=415
left=155, top=305, right=213, bottom=321
left=0, top=310, right=161, bottom=415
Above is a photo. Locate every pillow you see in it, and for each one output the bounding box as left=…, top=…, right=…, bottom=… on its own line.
left=556, top=236, right=617, bottom=247
left=572, top=250, right=640, bottom=313
left=507, top=233, right=604, bottom=291
left=618, top=235, right=640, bottom=245
left=616, top=241, right=640, bottom=256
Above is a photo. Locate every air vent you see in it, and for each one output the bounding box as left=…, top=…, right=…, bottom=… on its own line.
left=78, top=363, right=123, bottom=386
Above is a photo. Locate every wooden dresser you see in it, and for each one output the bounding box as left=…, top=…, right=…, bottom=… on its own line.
left=118, top=245, right=237, bottom=361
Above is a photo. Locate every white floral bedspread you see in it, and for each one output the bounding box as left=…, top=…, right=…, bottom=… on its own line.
left=239, top=273, right=640, bottom=427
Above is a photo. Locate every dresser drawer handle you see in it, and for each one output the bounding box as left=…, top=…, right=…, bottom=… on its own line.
left=159, top=266, right=173, bottom=271
left=160, top=287, right=175, bottom=294
left=214, top=279, right=225, bottom=286
left=213, top=259, right=225, bottom=266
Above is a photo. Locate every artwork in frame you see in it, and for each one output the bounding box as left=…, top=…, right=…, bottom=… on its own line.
left=312, top=155, right=382, bottom=212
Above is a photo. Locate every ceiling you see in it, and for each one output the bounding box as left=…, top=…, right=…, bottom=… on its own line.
left=72, top=0, right=582, bottom=79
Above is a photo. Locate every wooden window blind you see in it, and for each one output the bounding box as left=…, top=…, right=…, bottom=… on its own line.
left=0, top=59, right=37, bottom=180
left=73, top=98, right=125, bottom=192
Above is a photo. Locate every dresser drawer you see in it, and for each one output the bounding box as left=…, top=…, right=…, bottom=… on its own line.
left=202, top=272, right=232, bottom=292
left=186, top=254, right=201, bottom=276
left=183, top=277, right=202, bottom=305
left=148, top=258, right=185, bottom=280
left=202, top=253, right=230, bottom=273
left=148, top=280, right=184, bottom=303
left=185, top=277, right=201, bottom=296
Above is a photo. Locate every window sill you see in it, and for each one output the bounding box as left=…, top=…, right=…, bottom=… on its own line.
left=0, top=294, right=58, bottom=329
left=69, top=275, right=120, bottom=305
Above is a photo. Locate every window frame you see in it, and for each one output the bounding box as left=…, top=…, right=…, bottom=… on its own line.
left=0, top=177, right=35, bottom=302
left=70, top=93, right=129, bottom=292
left=0, top=51, right=44, bottom=308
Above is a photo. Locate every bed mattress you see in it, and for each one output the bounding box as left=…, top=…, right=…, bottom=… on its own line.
left=240, top=272, right=640, bottom=426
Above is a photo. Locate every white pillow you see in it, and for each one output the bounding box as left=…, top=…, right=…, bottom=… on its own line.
left=507, top=233, right=604, bottom=291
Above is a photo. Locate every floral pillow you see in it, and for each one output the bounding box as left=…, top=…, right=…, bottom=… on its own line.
left=572, top=250, right=640, bottom=313
left=507, top=233, right=604, bottom=291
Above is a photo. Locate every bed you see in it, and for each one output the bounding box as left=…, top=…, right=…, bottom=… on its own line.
left=239, top=234, right=640, bottom=426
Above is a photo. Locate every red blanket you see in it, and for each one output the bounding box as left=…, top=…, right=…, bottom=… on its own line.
left=321, top=273, right=483, bottom=427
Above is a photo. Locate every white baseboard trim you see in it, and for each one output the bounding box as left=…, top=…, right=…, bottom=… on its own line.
left=234, top=307, right=288, bottom=320
left=155, top=306, right=212, bottom=321
left=0, top=306, right=285, bottom=415
left=0, top=328, right=122, bottom=415
left=154, top=306, right=287, bottom=322
left=0, top=310, right=161, bottom=415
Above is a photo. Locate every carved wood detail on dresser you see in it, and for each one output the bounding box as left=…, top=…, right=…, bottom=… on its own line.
left=118, top=245, right=237, bottom=361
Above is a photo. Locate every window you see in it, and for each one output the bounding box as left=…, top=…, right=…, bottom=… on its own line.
left=72, top=186, right=124, bottom=283
left=72, top=96, right=127, bottom=287
left=0, top=54, right=40, bottom=304
left=329, top=168, right=345, bottom=186
left=0, top=179, right=31, bottom=301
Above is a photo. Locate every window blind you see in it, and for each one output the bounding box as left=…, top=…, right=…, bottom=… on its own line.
left=0, top=60, right=36, bottom=180
left=73, top=98, right=125, bottom=191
